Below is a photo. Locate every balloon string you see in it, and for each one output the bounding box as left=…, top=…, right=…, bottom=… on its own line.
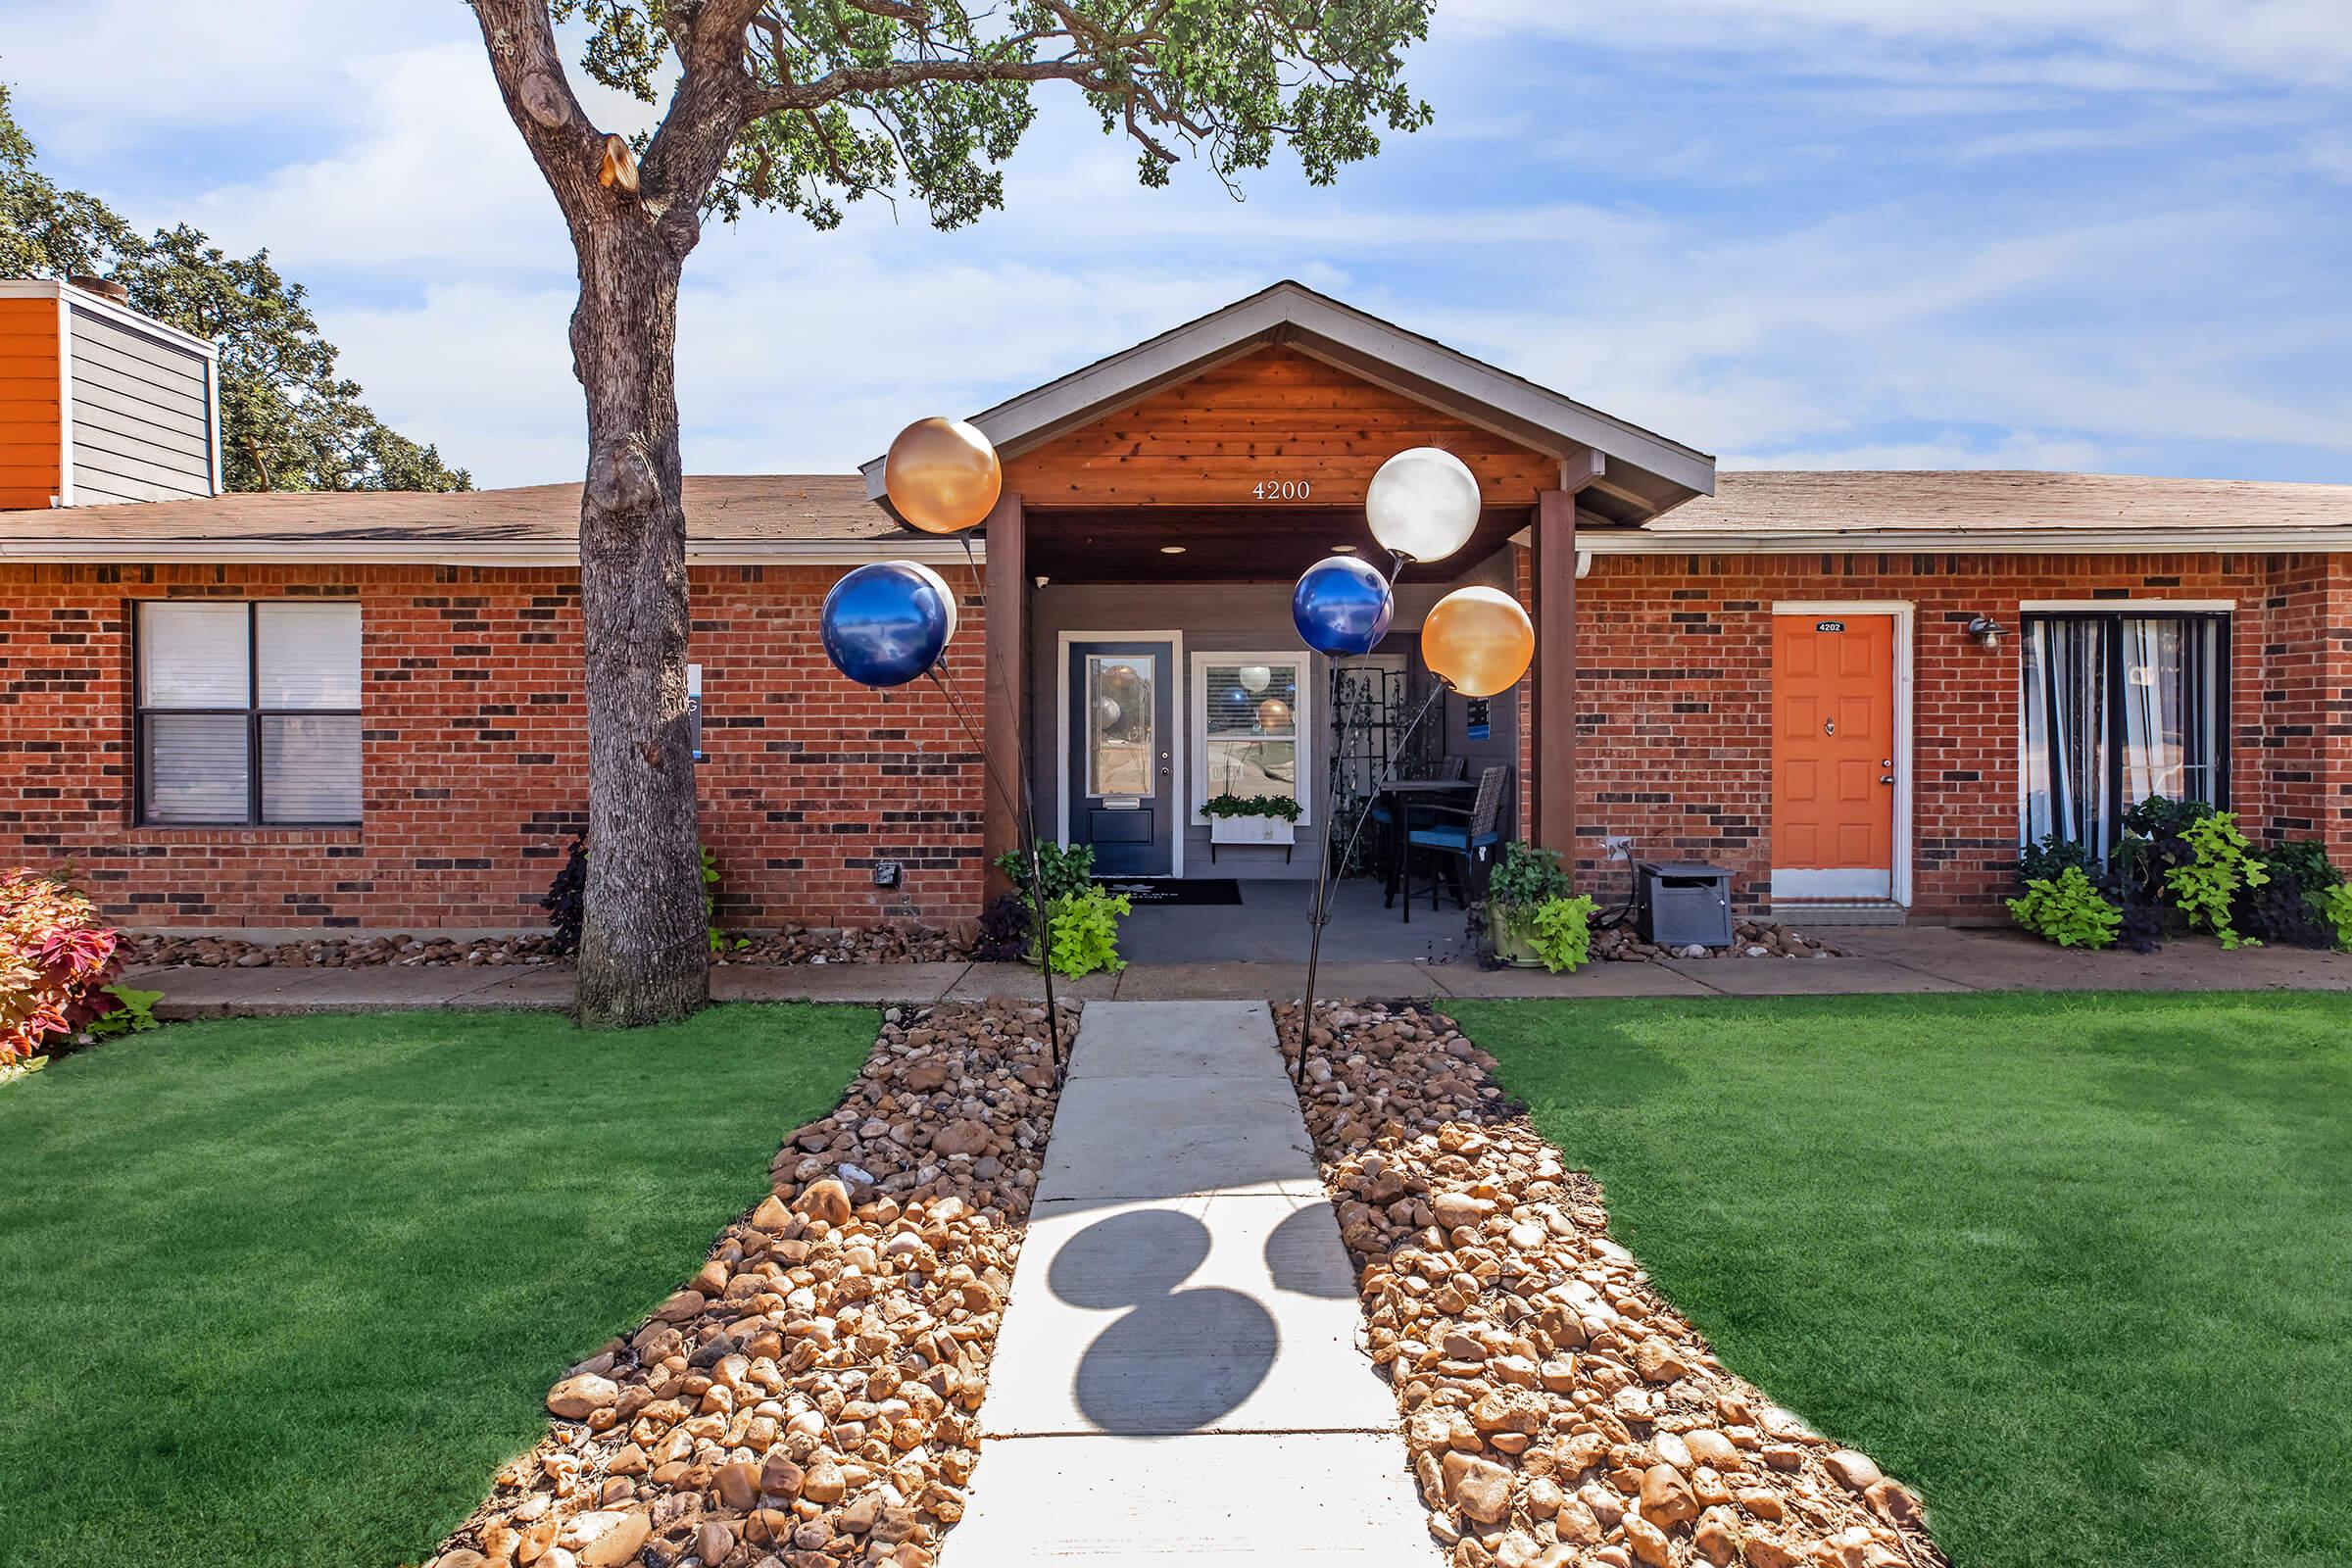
left=924, top=657, right=1062, bottom=1068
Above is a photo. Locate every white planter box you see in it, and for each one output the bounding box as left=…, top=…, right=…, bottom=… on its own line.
left=1208, top=815, right=1297, bottom=861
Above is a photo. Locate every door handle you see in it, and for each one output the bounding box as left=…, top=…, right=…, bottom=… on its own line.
left=1880, top=775, right=1894, bottom=785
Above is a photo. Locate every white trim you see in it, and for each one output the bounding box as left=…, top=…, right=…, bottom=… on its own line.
left=1054, top=628, right=1187, bottom=877
left=1187, top=648, right=1314, bottom=828
left=54, top=293, right=74, bottom=508
left=0, top=278, right=220, bottom=358
left=1769, top=869, right=1893, bottom=900
left=2020, top=598, right=2237, bottom=612
left=0, top=537, right=988, bottom=566
left=1770, top=603, right=1915, bottom=908
left=205, top=351, right=223, bottom=496
left=1577, top=528, right=2352, bottom=556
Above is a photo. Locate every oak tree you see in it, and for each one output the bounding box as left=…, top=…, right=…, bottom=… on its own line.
left=469, top=0, right=1433, bottom=1025
left=0, top=85, right=471, bottom=493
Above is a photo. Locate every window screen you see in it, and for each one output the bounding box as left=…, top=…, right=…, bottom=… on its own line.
left=138, top=602, right=363, bottom=825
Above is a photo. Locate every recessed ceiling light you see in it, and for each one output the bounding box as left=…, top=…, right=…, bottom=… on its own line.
left=1160, top=545, right=1187, bottom=554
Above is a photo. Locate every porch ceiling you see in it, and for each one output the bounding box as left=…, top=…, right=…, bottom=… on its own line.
left=1023, top=504, right=1534, bottom=584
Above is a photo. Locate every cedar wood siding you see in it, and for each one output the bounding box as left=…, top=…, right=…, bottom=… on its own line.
left=0, top=296, right=62, bottom=510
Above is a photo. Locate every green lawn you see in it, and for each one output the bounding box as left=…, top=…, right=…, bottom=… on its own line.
left=1450, top=993, right=2352, bottom=1568
left=0, top=1005, right=874, bottom=1568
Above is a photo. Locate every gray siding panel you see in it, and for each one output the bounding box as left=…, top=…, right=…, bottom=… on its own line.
left=67, top=305, right=212, bottom=503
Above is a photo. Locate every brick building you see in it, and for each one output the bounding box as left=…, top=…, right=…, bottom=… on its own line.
left=3, top=278, right=2347, bottom=936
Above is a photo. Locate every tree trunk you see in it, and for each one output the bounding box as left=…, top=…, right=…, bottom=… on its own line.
left=570, top=220, right=708, bottom=1027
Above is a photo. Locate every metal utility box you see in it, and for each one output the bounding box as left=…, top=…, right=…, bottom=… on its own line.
left=1636, top=860, right=1735, bottom=949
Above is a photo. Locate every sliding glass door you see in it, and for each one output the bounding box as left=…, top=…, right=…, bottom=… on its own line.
left=2020, top=611, right=2228, bottom=855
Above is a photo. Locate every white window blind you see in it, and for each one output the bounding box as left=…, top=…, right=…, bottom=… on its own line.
left=139, top=602, right=363, bottom=825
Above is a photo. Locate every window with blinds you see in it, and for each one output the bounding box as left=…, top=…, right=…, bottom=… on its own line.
left=137, top=603, right=363, bottom=825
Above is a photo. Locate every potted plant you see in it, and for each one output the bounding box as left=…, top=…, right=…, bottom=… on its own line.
left=1201, top=793, right=1302, bottom=856
left=1485, top=840, right=1572, bottom=967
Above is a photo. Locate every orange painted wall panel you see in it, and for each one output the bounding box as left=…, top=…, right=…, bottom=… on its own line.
left=0, top=297, right=62, bottom=509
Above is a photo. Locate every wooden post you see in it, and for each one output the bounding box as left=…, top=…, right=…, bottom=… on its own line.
left=981, top=492, right=1025, bottom=899
left=1535, top=488, right=1577, bottom=860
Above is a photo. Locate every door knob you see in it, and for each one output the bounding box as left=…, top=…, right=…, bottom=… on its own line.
left=1880, top=775, right=1894, bottom=785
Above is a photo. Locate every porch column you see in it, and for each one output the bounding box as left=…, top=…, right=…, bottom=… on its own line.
left=1534, top=488, right=1577, bottom=859
left=981, top=491, right=1025, bottom=899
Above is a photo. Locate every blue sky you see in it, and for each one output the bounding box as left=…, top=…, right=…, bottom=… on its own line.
left=9, top=1, right=2349, bottom=489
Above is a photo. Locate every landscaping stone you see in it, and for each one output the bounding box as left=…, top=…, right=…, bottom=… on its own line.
left=432, top=998, right=1078, bottom=1568
left=1584, top=919, right=1843, bottom=964
left=1272, top=1000, right=1944, bottom=1568
left=124, top=917, right=984, bottom=971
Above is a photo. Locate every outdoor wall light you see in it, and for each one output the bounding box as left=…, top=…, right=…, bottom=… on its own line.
left=1966, top=614, right=2007, bottom=649
left=1159, top=544, right=1187, bottom=554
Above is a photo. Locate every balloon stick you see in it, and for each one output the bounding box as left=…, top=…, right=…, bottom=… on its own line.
left=1298, top=673, right=1451, bottom=1082
left=924, top=661, right=1061, bottom=1070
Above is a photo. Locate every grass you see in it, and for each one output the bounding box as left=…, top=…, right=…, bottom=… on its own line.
left=0, top=1004, right=875, bottom=1568
left=1450, top=992, right=2352, bottom=1568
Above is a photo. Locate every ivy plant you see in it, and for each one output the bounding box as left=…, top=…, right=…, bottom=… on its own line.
left=2007, top=865, right=2123, bottom=950
left=1527, top=894, right=1599, bottom=974
left=2165, top=812, right=2267, bottom=949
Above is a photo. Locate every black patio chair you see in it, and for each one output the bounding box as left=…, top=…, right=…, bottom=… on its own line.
left=1394, top=764, right=1509, bottom=923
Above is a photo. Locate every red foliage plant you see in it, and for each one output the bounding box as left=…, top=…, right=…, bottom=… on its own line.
left=1, top=868, right=124, bottom=1067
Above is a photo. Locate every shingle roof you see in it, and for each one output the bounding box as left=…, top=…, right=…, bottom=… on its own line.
left=1657, top=469, right=2352, bottom=535
left=3, top=468, right=2349, bottom=562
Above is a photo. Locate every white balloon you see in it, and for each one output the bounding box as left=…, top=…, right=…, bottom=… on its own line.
left=1238, top=664, right=1272, bottom=694
left=1365, top=446, right=1482, bottom=564
left=1095, top=696, right=1122, bottom=727
left=905, top=560, right=960, bottom=646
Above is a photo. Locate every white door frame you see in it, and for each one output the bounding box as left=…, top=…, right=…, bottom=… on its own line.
left=1769, top=602, right=1914, bottom=906
left=1055, top=628, right=1188, bottom=877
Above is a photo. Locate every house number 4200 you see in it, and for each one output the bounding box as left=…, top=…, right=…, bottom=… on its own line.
left=1252, top=479, right=1311, bottom=500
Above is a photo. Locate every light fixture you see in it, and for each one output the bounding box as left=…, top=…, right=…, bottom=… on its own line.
left=1366, top=446, right=1481, bottom=564
left=1159, top=544, right=1187, bottom=555
left=1966, top=614, right=2007, bottom=649
left=1331, top=543, right=1359, bottom=553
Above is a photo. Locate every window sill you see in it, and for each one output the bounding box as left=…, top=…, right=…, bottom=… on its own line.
left=124, top=824, right=364, bottom=841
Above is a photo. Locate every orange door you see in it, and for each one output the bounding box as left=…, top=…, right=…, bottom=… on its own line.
left=1772, top=614, right=1895, bottom=893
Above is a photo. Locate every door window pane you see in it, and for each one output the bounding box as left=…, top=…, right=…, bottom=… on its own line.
left=1087, top=655, right=1154, bottom=797
left=262, top=714, right=362, bottom=822
left=140, top=603, right=249, bottom=708
left=1204, top=660, right=1300, bottom=803
left=257, top=604, right=362, bottom=708
left=142, top=713, right=250, bottom=823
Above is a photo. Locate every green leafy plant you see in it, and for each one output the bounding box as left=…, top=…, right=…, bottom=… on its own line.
left=2313, top=883, right=2352, bottom=952
left=85, top=982, right=164, bottom=1040
left=2165, top=812, right=2267, bottom=949
left=990, top=841, right=1096, bottom=904
left=2007, top=865, right=2124, bottom=950
left=1200, top=793, right=1302, bottom=822
left=2019, top=832, right=2099, bottom=885
left=1527, top=894, right=1598, bottom=974
left=1044, top=887, right=1131, bottom=978
left=1488, top=841, right=1572, bottom=910
left=702, top=847, right=749, bottom=954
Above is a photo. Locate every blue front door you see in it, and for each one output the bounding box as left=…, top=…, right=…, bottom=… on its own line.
left=1067, top=639, right=1175, bottom=876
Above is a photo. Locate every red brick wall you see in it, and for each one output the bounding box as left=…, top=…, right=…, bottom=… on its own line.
left=0, top=563, right=986, bottom=930
left=1517, top=549, right=2352, bottom=920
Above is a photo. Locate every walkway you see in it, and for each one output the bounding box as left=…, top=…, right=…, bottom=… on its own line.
left=130, top=924, right=2352, bottom=1018
left=945, top=1001, right=1427, bottom=1564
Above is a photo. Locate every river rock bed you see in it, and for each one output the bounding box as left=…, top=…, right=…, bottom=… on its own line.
left=125, top=921, right=983, bottom=970
left=425, top=997, right=1079, bottom=1568
left=1591, top=920, right=1843, bottom=963
left=1275, top=1001, right=1941, bottom=1568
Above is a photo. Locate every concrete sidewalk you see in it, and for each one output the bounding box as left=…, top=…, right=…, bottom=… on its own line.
left=128, top=924, right=2352, bottom=1018
left=946, top=1001, right=1428, bottom=1565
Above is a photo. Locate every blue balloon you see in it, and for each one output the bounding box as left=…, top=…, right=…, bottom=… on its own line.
left=1292, top=555, right=1394, bottom=656
left=821, top=562, right=955, bottom=687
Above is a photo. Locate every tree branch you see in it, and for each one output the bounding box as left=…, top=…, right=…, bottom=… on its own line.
left=468, top=0, right=611, bottom=230
left=746, top=56, right=1103, bottom=119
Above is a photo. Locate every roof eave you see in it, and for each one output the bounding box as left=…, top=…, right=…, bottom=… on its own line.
left=0, top=536, right=984, bottom=566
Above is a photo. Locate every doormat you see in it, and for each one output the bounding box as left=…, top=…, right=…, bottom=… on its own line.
left=1093, top=877, right=1244, bottom=906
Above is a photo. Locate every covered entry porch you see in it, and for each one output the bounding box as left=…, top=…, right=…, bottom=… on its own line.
left=858, top=281, right=1719, bottom=951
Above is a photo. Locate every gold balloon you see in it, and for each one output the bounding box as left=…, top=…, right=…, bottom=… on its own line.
left=1255, top=698, right=1293, bottom=732
left=885, top=416, right=1002, bottom=534
left=1421, top=585, right=1534, bottom=698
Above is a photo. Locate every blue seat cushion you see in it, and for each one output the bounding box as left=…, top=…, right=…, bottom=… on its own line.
left=1406, top=827, right=1499, bottom=851
left=1368, top=803, right=1393, bottom=822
